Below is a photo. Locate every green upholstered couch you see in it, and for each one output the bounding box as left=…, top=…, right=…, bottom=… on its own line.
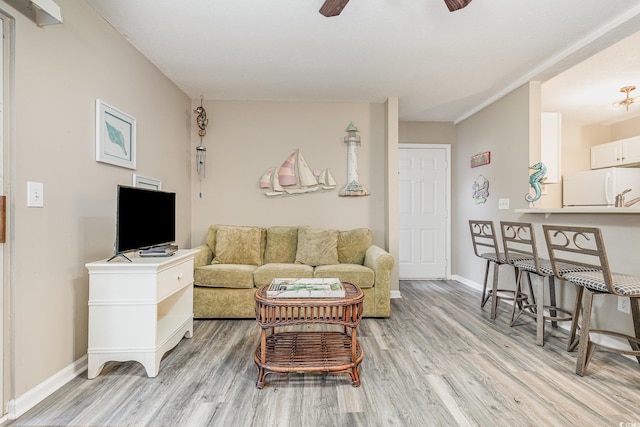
left=192, top=225, right=394, bottom=318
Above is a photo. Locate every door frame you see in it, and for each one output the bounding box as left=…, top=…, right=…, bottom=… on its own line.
left=398, top=143, right=451, bottom=279
left=0, top=10, right=14, bottom=419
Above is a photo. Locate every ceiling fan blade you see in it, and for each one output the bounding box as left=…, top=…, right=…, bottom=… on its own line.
left=444, top=0, right=472, bottom=12
left=319, top=0, right=350, bottom=17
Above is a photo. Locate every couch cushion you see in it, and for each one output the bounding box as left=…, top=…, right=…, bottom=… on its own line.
left=338, top=228, right=372, bottom=265
left=212, top=225, right=262, bottom=265
left=295, top=227, right=338, bottom=266
left=253, top=263, right=314, bottom=287
left=264, top=226, right=298, bottom=264
left=205, top=225, right=218, bottom=254
left=314, top=264, right=375, bottom=289
left=195, top=264, right=257, bottom=289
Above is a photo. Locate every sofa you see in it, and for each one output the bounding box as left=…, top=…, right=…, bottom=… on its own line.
left=192, top=225, right=394, bottom=318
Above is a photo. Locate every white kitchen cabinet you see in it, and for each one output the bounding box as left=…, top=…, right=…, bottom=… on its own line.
left=541, top=112, right=561, bottom=183
left=591, top=135, right=640, bottom=169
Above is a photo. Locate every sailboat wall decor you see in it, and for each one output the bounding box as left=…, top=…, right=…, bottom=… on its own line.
left=260, top=149, right=336, bottom=197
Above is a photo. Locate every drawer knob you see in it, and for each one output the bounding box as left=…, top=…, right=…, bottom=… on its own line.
left=177, top=273, right=183, bottom=280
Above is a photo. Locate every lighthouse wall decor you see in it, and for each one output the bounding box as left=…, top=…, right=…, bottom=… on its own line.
left=339, top=122, right=369, bottom=197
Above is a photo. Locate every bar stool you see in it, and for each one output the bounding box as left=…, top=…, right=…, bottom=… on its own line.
left=543, top=225, right=640, bottom=376
left=468, top=220, right=526, bottom=320
left=500, top=221, right=581, bottom=347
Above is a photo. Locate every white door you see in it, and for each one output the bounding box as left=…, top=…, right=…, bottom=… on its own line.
left=398, top=146, right=449, bottom=279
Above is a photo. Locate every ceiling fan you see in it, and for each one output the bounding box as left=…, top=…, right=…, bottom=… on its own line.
left=319, top=0, right=473, bottom=17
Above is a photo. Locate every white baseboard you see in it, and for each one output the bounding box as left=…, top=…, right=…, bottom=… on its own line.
left=451, top=274, right=483, bottom=292
left=7, top=355, right=87, bottom=419
left=390, top=290, right=402, bottom=299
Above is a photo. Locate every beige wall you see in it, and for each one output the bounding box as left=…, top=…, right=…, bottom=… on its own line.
left=611, top=115, right=640, bottom=140
left=399, top=121, right=456, bottom=144
left=452, top=83, right=532, bottom=281
left=454, top=82, right=640, bottom=346
left=189, top=99, right=390, bottom=250
left=5, top=0, right=191, bottom=400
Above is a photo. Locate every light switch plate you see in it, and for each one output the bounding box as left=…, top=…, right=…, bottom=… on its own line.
left=498, top=198, right=510, bottom=210
left=27, top=181, right=44, bottom=207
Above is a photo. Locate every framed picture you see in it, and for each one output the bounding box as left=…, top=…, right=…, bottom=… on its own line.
left=95, top=99, right=136, bottom=169
left=133, top=174, right=162, bottom=190
left=471, top=151, right=490, bottom=168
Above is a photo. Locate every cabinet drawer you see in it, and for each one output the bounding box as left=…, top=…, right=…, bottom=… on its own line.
left=158, top=258, right=194, bottom=300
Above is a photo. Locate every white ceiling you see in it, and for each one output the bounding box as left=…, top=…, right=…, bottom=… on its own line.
left=84, top=0, right=640, bottom=124
left=542, top=30, right=640, bottom=125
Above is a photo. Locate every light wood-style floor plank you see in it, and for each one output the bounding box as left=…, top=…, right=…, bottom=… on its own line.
left=6, top=280, right=640, bottom=426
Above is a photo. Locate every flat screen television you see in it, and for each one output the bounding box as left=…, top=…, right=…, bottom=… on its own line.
left=111, top=185, right=176, bottom=261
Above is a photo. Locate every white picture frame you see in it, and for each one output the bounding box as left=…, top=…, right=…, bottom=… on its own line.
left=133, top=174, right=162, bottom=190
left=95, top=99, right=136, bottom=169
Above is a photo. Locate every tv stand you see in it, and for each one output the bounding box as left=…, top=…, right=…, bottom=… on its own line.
left=106, top=252, right=132, bottom=262
left=86, top=249, right=197, bottom=378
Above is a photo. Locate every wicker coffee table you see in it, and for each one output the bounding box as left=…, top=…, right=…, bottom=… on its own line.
left=254, top=282, right=364, bottom=388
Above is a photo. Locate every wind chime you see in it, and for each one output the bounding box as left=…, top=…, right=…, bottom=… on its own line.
left=194, top=96, right=208, bottom=197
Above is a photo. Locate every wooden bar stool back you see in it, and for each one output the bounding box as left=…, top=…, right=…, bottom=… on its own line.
left=468, top=220, right=525, bottom=320
left=543, top=225, right=640, bottom=376
left=500, top=221, right=575, bottom=347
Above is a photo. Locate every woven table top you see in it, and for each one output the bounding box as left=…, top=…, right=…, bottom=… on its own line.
left=255, top=282, right=364, bottom=327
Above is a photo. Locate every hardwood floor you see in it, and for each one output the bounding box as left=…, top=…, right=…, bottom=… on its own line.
left=7, top=280, right=640, bottom=426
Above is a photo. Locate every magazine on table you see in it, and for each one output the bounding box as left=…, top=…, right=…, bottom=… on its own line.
left=267, top=278, right=345, bottom=298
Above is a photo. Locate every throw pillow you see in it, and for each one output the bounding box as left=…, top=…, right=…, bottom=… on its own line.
left=295, top=227, right=338, bottom=266
left=338, top=228, right=372, bottom=264
left=264, top=226, right=298, bottom=264
left=212, top=225, right=262, bottom=265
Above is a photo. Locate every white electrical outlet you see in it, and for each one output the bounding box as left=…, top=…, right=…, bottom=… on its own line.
left=618, top=296, right=631, bottom=314
left=498, top=198, right=510, bottom=210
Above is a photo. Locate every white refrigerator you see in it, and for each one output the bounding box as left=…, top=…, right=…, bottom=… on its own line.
left=563, top=167, right=640, bottom=207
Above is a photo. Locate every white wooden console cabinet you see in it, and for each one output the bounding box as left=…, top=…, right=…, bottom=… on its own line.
left=86, top=249, right=197, bottom=379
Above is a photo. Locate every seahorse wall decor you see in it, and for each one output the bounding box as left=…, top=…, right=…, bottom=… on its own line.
left=525, top=162, right=547, bottom=204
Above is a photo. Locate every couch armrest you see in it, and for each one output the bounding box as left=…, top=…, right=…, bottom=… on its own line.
left=364, top=245, right=394, bottom=317
left=364, top=245, right=394, bottom=272
left=193, top=244, right=213, bottom=268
